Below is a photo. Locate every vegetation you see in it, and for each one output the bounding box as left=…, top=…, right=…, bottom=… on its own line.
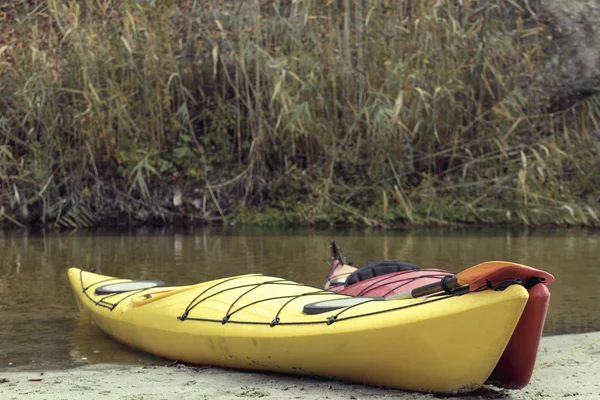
left=1, top=0, right=600, bottom=229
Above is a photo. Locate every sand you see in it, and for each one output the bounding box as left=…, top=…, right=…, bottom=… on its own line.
left=1, top=331, right=599, bottom=400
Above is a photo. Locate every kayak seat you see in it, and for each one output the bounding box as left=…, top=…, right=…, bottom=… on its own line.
left=344, top=260, right=421, bottom=287
left=95, top=280, right=166, bottom=295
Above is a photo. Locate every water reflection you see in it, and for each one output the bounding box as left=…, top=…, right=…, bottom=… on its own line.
left=0, top=227, right=599, bottom=372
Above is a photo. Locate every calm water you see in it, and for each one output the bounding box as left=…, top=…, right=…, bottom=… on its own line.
left=0, top=227, right=599, bottom=372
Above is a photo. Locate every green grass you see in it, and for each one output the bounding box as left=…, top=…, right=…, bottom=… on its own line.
left=1, top=0, right=599, bottom=229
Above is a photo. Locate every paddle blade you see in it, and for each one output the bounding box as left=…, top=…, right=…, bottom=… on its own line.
left=457, top=261, right=554, bottom=285
left=469, top=265, right=554, bottom=291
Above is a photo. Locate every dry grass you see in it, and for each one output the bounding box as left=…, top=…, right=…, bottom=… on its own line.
left=0, top=0, right=599, bottom=228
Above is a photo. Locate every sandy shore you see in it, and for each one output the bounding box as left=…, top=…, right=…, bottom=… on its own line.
left=2, top=332, right=599, bottom=400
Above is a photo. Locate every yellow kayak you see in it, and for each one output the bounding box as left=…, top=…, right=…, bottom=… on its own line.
left=67, top=267, right=528, bottom=393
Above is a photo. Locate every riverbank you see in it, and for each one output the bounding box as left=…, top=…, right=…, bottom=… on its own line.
left=2, top=331, right=599, bottom=400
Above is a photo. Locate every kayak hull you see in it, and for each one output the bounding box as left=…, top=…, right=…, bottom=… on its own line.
left=486, top=283, right=551, bottom=388
left=68, top=267, right=528, bottom=393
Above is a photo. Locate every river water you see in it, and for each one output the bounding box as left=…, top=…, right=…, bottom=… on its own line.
left=0, top=227, right=598, bottom=372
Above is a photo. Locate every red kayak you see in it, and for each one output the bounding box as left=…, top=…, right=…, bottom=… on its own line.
left=322, top=241, right=554, bottom=389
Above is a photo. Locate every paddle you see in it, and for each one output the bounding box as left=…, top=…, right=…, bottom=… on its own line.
left=385, top=261, right=550, bottom=300
left=305, top=261, right=541, bottom=314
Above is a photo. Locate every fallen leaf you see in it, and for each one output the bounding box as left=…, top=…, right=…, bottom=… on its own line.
left=28, top=378, right=43, bottom=382
left=0, top=378, right=9, bottom=383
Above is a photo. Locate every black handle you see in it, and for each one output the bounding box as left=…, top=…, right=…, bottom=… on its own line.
left=411, top=276, right=459, bottom=298
left=330, top=239, right=339, bottom=260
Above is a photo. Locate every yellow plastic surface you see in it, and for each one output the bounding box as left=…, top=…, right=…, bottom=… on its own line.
left=68, top=268, right=528, bottom=393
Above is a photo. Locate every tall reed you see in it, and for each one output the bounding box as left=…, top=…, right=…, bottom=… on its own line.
left=1, top=0, right=599, bottom=228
